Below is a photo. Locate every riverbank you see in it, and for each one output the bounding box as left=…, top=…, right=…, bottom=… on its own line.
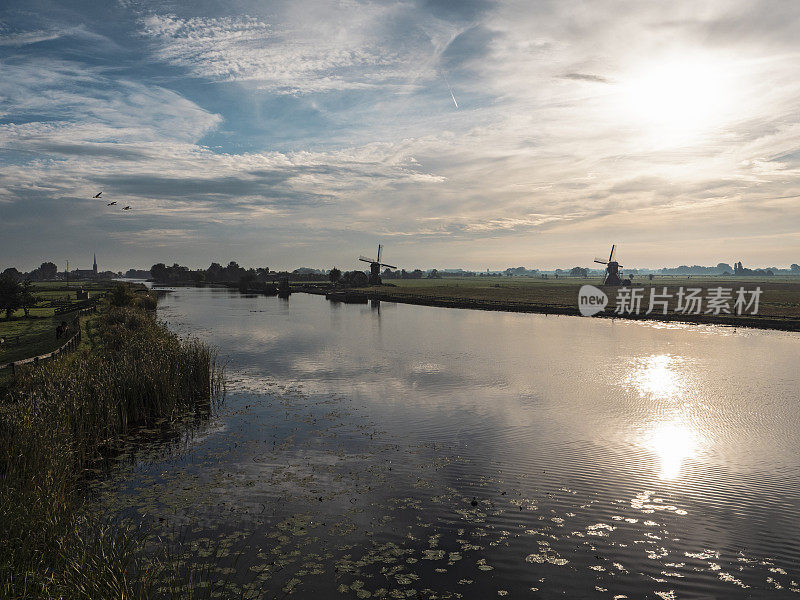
left=0, top=284, right=222, bottom=598
left=352, top=277, right=800, bottom=332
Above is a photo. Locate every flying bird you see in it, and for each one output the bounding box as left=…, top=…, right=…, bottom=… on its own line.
left=107, top=201, right=117, bottom=206
left=93, top=191, right=102, bottom=198
left=122, top=206, right=132, bottom=210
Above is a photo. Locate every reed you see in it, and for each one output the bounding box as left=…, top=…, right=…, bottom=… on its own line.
left=0, top=292, right=224, bottom=599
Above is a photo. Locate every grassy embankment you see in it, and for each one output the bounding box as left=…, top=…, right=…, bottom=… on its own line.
left=0, top=284, right=223, bottom=599
left=366, top=276, right=800, bottom=330
left=0, top=281, right=120, bottom=367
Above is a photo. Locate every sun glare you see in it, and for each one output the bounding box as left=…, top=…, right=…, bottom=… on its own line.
left=648, top=422, right=697, bottom=480
left=619, top=56, right=736, bottom=145
left=627, top=354, right=685, bottom=400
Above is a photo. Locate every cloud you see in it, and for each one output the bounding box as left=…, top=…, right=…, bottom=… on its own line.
left=2, top=0, right=800, bottom=269
left=0, top=23, right=112, bottom=47
left=559, top=73, right=610, bottom=84
left=109, top=228, right=197, bottom=246
left=139, top=9, right=459, bottom=94
left=0, top=29, right=66, bottom=46
left=0, top=59, right=221, bottom=139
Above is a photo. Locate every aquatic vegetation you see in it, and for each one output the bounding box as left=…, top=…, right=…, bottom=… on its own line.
left=0, top=303, right=223, bottom=598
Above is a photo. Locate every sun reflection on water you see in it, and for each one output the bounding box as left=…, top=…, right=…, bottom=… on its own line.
left=648, top=421, right=696, bottom=480
left=626, top=354, right=702, bottom=479
left=627, top=354, right=686, bottom=400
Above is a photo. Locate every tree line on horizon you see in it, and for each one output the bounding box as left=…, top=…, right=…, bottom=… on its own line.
left=1, top=259, right=799, bottom=287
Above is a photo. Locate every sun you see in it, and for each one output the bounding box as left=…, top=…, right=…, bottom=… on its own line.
left=618, top=55, right=736, bottom=146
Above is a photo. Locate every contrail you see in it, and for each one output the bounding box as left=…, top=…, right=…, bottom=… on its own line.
left=442, top=72, right=458, bottom=109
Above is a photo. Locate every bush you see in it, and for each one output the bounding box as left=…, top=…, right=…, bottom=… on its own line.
left=108, top=283, right=134, bottom=307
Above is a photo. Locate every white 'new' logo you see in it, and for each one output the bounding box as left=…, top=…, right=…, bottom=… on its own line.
left=578, top=285, right=608, bottom=316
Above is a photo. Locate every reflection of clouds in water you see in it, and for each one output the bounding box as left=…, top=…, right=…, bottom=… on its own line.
left=143, top=288, right=800, bottom=596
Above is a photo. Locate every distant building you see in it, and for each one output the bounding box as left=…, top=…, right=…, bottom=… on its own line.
left=72, top=254, right=99, bottom=280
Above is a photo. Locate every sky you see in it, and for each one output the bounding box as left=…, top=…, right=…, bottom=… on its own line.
left=1, top=0, right=799, bottom=272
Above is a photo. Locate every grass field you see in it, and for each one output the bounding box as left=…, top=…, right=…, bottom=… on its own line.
left=0, top=280, right=118, bottom=366
left=371, top=276, right=800, bottom=329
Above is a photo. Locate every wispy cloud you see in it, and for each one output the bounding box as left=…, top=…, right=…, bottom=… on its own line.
left=559, top=73, right=610, bottom=84
left=140, top=9, right=457, bottom=94
left=0, top=29, right=65, bottom=46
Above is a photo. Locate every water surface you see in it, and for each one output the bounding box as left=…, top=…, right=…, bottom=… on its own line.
left=92, top=288, right=800, bottom=599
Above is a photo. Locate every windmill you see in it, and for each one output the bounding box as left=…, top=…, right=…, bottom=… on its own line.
left=359, top=244, right=396, bottom=285
left=594, top=244, right=627, bottom=286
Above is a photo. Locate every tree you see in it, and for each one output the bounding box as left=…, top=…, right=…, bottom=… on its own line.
left=150, top=263, right=168, bottom=282
left=238, top=271, right=256, bottom=292
left=0, top=273, right=23, bottom=318
left=427, top=269, right=441, bottom=279
left=224, top=261, right=245, bottom=282
left=39, top=261, right=58, bottom=279
left=792, top=264, right=800, bottom=273
left=329, top=267, right=341, bottom=283
left=19, top=279, right=37, bottom=317
left=206, top=262, right=224, bottom=282
left=570, top=266, right=588, bottom=277
left=2, top=267, right=22, bottom=282
left=717, top=262, right=733, bottom=273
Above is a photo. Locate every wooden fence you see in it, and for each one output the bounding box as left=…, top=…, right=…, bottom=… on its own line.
left=54, top=295, right=102, bottom=315
left=0, top=308, right=93, bottom=375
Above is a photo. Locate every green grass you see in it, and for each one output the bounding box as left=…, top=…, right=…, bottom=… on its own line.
left=0, top=317, right=62, bottom=365
left=0, top=281, right=134, bottom=365
left=371, top=276, right=800, bottom=323
left=389, top=274, right=800, bottom=288
left=0, top=286, right=224, bottom=598
left=32, top=280, right=120, bottom=292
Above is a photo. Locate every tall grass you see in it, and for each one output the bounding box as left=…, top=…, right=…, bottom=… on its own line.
left=0, top=292, right=223, bottom=599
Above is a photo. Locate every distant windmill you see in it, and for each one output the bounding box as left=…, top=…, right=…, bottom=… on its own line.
left=594, top=244, right=628, bottom=286
left=359, top=244, right=396, bottom=285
